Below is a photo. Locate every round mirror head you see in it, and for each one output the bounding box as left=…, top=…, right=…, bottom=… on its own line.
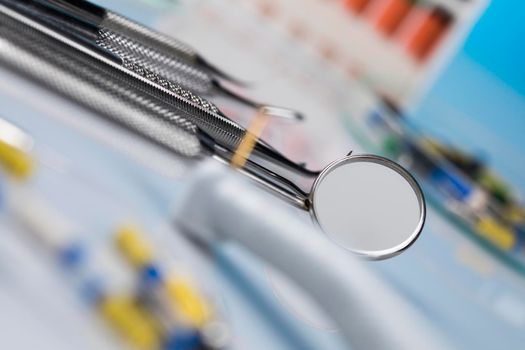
left=310, top=155, right=425, bottom=260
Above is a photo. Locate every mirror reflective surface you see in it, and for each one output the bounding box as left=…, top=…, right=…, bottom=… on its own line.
left=310, top=155, right=425, bottom=259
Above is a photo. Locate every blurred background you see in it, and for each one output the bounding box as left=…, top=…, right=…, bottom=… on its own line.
left=0, top=0, right=524, bottom=349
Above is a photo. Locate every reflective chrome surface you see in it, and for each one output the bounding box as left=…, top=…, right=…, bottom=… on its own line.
left=309, top=155, right=426, bottom=260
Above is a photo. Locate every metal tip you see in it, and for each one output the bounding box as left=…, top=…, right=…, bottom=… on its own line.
left=214, top=82, right=305, bottom=121
left=260, top=105, right=304, bottom=121
left=195, top=55, right=250, bottom=87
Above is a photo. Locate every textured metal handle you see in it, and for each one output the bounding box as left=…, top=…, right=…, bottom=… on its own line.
left=103, top=11, right=242, bottom=85
left=0, top=22, right=202, bottom=158
left=97, top=28, right=214, bottom=97
left=103, top=11, right=197, bottom=60
left=0, top=3, right=248, bottom=151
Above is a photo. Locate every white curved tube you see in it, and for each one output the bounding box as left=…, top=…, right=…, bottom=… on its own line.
left=176, top=160, right=448, bottom=350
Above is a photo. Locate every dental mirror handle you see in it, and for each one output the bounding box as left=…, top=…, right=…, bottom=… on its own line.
left=176, top=160, right=447, bottom=350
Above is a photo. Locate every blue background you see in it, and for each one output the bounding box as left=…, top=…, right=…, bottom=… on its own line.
left=464, top=0, right=525, bottom=95
left=414, top=0, right=525, bottom=195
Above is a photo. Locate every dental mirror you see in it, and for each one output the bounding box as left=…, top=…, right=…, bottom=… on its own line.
left=309, top=155, right=425, bottom=260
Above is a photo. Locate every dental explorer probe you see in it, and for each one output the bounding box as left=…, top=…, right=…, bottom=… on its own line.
left=0, top=17, right=308, bottom=210
left=4, top=0, right=304, bottom=121
left=0, top=2, right=316, bottom=177
left=28, top=0, right=305, bottom=119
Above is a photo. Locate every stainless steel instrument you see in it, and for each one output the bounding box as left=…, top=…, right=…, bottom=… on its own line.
left=6, top=0, right=304, bottom=117
left=0, top=1, right=426, bottom=259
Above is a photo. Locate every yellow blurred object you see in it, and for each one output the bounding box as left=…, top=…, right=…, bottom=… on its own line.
left=418, top=138, right=443, bottom=158
left=98, top=295, right=161, bottom=350
left=475, top=216, right=515, bottom=251
left=165, top=277, right=211, bottom=328
left=230, top=109, right=269, bottom=169
left=115, top=226, right=153, bottom=268
left=115, top=226, right=212, bottom=328
left=501, top=206, right=525, bottom=225
left=0, top=139, right=33, bottom=179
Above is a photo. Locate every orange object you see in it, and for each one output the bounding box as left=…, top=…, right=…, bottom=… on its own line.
left=403, top=6, right=452, bottom=61
left=342, top=0, right=372, bottom=14
left=230, top=109, right=269, bottom=169
left=373, top=0, right=414, bottom=35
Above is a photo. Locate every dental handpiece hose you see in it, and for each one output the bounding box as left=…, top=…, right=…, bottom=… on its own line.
left=176, top=161, right=448, bottom=350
